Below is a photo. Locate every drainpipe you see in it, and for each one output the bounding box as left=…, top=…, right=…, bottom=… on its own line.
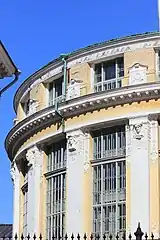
left=60, top=53, right=69, bottom=101
left=55, top=53, right=69, bottom=133
left=0, top=69, right=21, bottom=96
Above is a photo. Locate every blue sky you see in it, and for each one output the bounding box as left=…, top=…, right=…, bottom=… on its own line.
left=0, top=0, right=158, bottom=223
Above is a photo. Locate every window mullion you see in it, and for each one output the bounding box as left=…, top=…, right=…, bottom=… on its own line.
left=116, top=161, right=118, bottom=233
left=101, top=133, right=103, bottom=159
left=102, top=63, right=104, bottom=91
left=116, top=59, right=118, bottom=88
left=60, top=174, right=63, bottom=237
left=50, top=178, right=53, bottom=239
left=116, top=131, right=118, bottom=157
left=101, top=164, right=103, bottom=236
left=53, top=82, right=55, bottom=105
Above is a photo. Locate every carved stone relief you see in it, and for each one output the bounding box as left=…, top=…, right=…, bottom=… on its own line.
left=132, top=123, right=144, bottom=140
left=83, top=133, right=90, bottom=172
left=67, top=79, right=82, bottom=100
left=67, top=135, right=78, bottom=152
left=149, top=119, right=158, bottom=162
left=125, top=125, right=132, bottom=160
left=10, top=162, right=19, bottom=183
left=26, top=146, right=41, bottom=168
left=28, top=99, right=39, bottom=116
left=67, top=131, right=90, bottom=172
left=129, top=63, right=148, bottom=85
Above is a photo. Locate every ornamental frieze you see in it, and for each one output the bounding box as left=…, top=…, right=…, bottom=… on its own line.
left=16, top=37, right=160, bottom=104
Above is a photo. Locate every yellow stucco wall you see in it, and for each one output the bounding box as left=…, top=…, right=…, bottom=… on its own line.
left=70, top=63, right=91, bottom=95
left=124, top=48, right=156, bottom=86
left=17, top=104, right=26, bottom=122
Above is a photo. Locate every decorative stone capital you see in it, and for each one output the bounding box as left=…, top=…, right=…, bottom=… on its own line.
left=132, top=123, right=144, bottom=140
left=67, top=79, right=82, bottom=100
left=10, top=162, right=20, bottom=184
left=67, top=130, right=84, bottom=152
left=129, top=116, right=149, bottom=140
left=67, top=135, right=77, bottom=152
left=26, top=146, right=41, bottom=168
left=28, top=99, right=39, bottom=116
left=149, top=117, right=159, bottom=162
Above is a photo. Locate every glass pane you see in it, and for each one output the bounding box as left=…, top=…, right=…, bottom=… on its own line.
left=95, top=64, right=102, bottom=83
left=93, top=158, right=126, bottom=235
left=55, top=78, right=63, bottom=97
left=104, top=60, right=116, bottom=80
left=46, top=173, right=66, bottom=239
left=49, top=82, right=54, bottom=106
left=117, top=58, right=124, bottom=78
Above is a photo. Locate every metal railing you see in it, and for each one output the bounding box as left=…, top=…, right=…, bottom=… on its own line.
left=93, top=147, right=126, bottom=160
left=94, top=75, right=122, bottom=92
left=49, top=95, right=64, bottom=107
left=3, top=223, right=160, bottom=240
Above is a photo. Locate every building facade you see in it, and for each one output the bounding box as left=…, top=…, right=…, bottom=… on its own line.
left=5, top=32, right=160, bottom=238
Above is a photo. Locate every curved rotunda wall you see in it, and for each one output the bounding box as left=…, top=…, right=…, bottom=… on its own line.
left=7, top=32, right=160, bottom=239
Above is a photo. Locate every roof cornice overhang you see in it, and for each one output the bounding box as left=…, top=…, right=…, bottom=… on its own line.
left=0, top=41, right=18, bottom=78
left=6, top=82, right=160, bottom=160
left=13, top=32, right=160, bottom=112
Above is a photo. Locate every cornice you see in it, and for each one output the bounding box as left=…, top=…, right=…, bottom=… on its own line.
left=6, top=82, right=160, bottom=160
left=13, top=32, right=160, bottom=112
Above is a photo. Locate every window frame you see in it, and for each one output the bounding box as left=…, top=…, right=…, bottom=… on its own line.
left=92, top=126, right=126, bottom=161
left=94, top=57, right=124, bottom=92
left=92, top=126, right=126, bottom=236
left=45, top=139, right=67, bottom=240
left=48, top=76, right=64, bottom=107
left=22, top=185, right=28, bottom=237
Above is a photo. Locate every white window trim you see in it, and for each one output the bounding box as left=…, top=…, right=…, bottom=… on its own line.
left=48, top=77, right=64, bottom=107
left=46, top=140, right=67, bottom=240
left=155, top=50, right=160, bottom=81
left=93, top=57, right=124, bottom=92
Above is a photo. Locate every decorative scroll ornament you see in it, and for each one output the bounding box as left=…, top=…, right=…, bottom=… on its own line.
left=133, top=123, right=144, bottom=140
left=150, top=120, right=158, bottom=162
left=28, top=99, right=39, bottom=116
left=83, top=133, right=90, bottom=172
left=10, top=166, right=15, bottom=183
left=10, top=162, right=19, bottom=183
left=26, top=146, right=41, bottom=167
left=67, top=135, right=78, bottom=152
left=129, top=63, right=148, bottom=85
left=67, top=79, right=82, bottom=100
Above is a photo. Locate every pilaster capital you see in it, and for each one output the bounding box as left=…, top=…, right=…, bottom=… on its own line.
left=26, top=145, right=42, bottom=168
left=10, top=162, right=20, bottom=184
left=66, top=130, right=84, bottom=152
left=128, top=116, right=149, bottom=140
left=66, top=129, right=90, bottom=170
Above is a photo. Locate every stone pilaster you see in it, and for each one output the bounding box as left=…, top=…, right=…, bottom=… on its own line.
left=149, top=116, right=160, bottom=238
left=26, top=146, right=42, bottom=235
left=126, top=116, right=150, bottom=235
left=66, top=129, right=89, bottom=235
left=10, top=161, right=20, bottom=237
